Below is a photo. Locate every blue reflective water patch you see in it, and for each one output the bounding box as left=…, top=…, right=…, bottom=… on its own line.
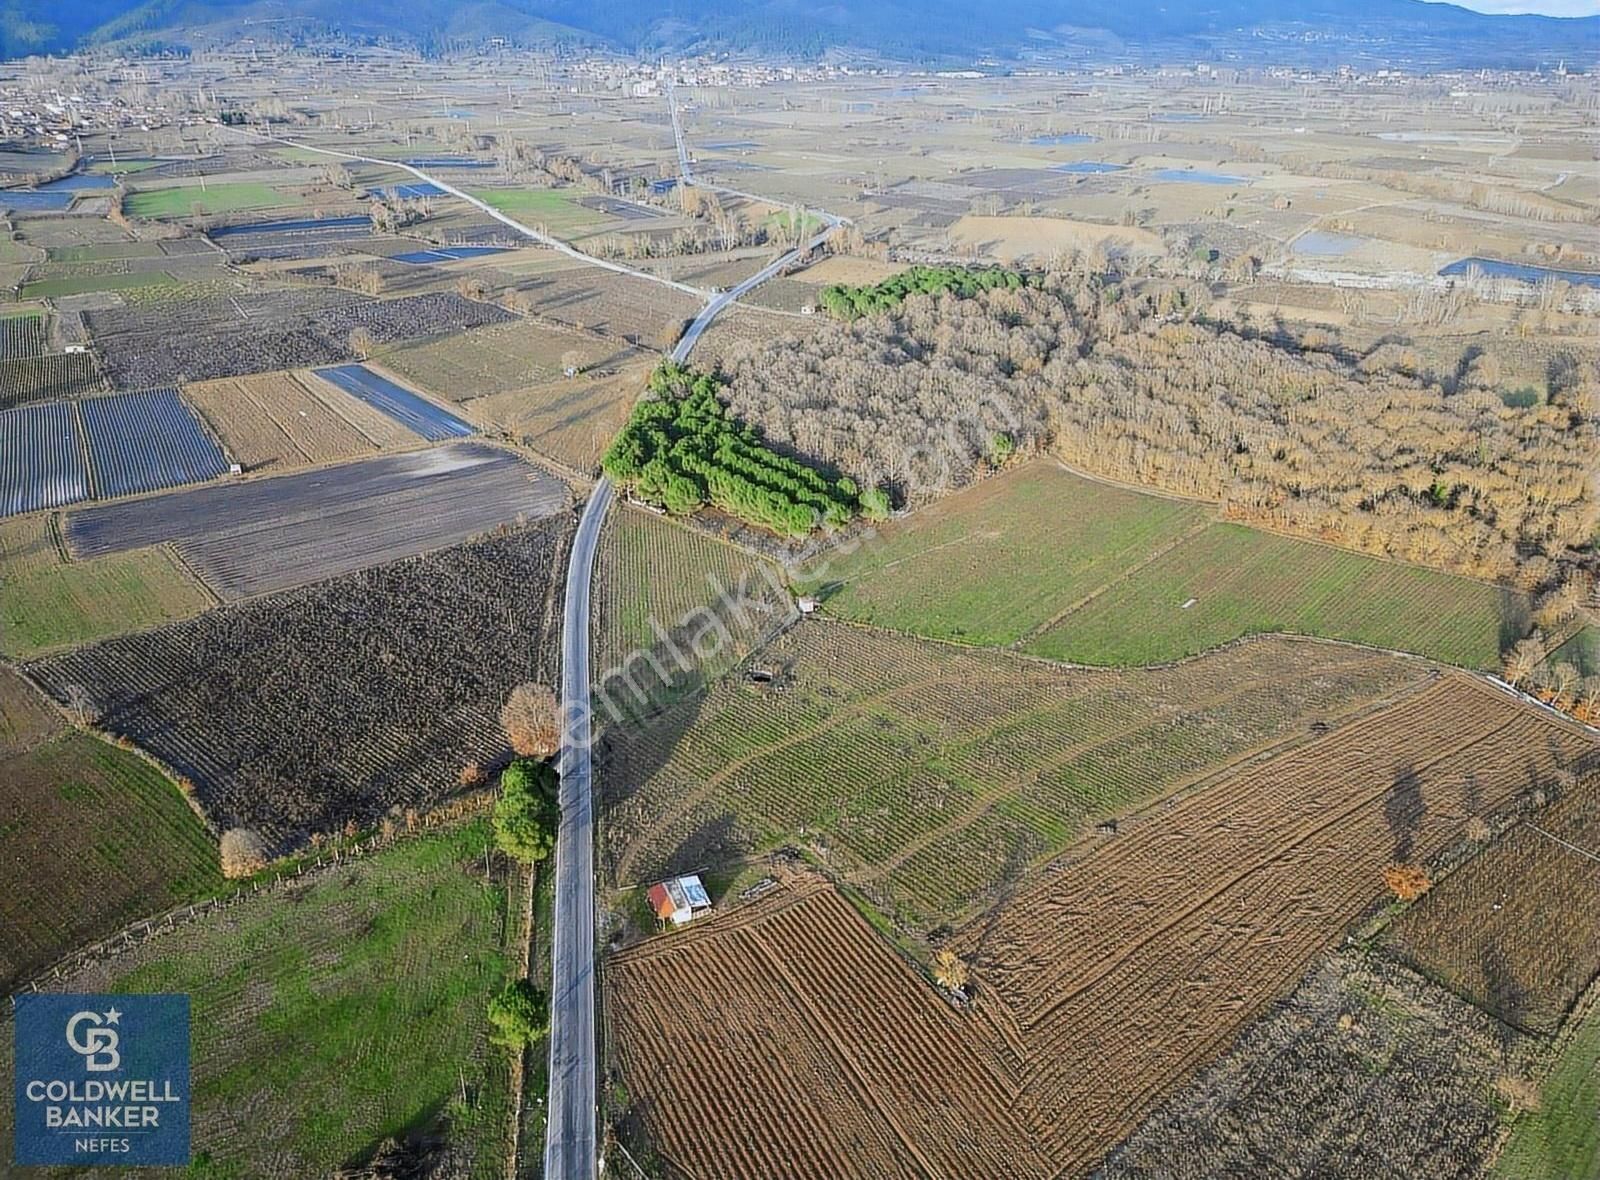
left=209, top=215, right=369, bottom=238
left=1031, top=133, right=1096, bottom=145
left=1440, top=256, right=1600, bottom=289
left=13, top=993, right=190, bottom=1166
left=0, top=400, right=90, bottom=517
left=36, top=173, right=117, bottom=191
left=81, top=390, right=229, bottom=499
left=1149, top=169, right=1249, bottom=185
left=368, top=182, right=446, bottom=200
left=0, top=190, right=73, bottom=211
left=1054, top=162, right=1124, bottom=174
left=312, top=364, right=475, bottom=441
left=391, top=245, right=509, bottom=264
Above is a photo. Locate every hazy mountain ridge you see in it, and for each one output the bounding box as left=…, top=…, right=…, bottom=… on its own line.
left=0, top=0, right=1593, bottom=65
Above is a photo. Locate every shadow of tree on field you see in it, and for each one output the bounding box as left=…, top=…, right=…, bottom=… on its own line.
left=1497, top=588, right=1532, bottom=658
left=1384, top=763, right=1426, bottom=863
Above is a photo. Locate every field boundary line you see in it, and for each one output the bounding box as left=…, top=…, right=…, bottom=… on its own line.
left=1011, top=514, right=1216, bottom=649
left=1526, top=822, right=1600, bottom=865
left=163, top=541, right=223, bottom=607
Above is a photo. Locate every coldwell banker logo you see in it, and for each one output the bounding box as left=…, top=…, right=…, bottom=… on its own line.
left=13, top=993, right=190, bottom=1166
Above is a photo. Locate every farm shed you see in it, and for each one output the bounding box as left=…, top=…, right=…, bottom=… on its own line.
left=647, top=875, right=712, bottom=927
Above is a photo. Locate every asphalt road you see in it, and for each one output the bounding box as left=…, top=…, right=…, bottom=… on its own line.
left=544, top=88, right=842, bottom=1180
left=244, top=119, right=837, bottom=1180
left=543, top=471, right=611, bottom=1180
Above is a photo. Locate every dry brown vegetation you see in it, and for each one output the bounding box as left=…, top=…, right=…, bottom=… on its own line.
left=501, top=682, right=559, bottom=758
left=717, top=274, right=1597, bottom=582
left=1093, top=950, right=1541, bottom=1180
left=1387, top=770, right=1600, bottom=1035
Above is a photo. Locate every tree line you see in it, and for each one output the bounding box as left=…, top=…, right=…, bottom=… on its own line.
left=601, top=360, right=884, bottom=537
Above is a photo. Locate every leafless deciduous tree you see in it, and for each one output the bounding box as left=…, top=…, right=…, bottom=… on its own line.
left=501, top=682, right=559, bottom=758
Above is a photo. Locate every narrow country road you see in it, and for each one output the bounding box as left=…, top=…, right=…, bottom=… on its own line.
left=547, top=87, right=839, bottom=1179
left=241, top=114, right=839, bottom=1180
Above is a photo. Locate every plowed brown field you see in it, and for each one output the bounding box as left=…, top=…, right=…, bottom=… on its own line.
left=1387, top=769, right=1600, bottom=1034
left=608, top=674, right=1597, bottom=1179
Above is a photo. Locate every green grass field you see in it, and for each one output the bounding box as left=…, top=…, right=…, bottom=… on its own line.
left=1029, top=522, right=1514, bottom=669
left=0, top=821, right=515, bottom=1178
left=88, top=158, right=162, bottom=174
left=806, top=461, right=1518, bottom=669
left=467, top=187, right=608, bottom=234
left=125, top=181, right=297, bottom=219
left=0, top=727, right=224, bottom=990
left=1549, top=627, right=1600, bottom=679
left=0, top=517, right=214, bottom=658
left=1495, top=1003, right=1600, bottom=1180
left=801, top=462, right=1207, bottom=647
left=20, top=270, right=178, bottom=298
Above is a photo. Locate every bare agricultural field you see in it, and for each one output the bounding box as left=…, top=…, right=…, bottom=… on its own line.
left=64, top=442, right=569, bottom=599
left=512, top=267, right=703, bottom=349
left=0, top=513, right=213, bottom=659
left=184, top=369, right=420, bottom=473
left=470, top=359, right=652, bottom=473
left=938, top=214, right=1165, bottom=262
left=607, top=879, right=1044, bottom=1180
left=1094, top=950, right=1538, bottom=1180
left=600, top=620, right=1428, bottom=931
left=28, top=519, right=572, bottom=849
left=956, top=674, right=1593, bottom=1173
left=808, top=460, right=1521, bottom=669
left=794, top=254, right=907, bottom=286
left=383, top=318, right=643, bottom=401
left=1385, top=771, right=1600, bottom=1035
left=0, top=666, right=223, bottom=990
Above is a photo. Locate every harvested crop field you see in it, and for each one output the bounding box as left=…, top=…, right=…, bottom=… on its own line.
left=470, top=364, right=649, bottom=473
left=600, top=621, right=1428, bottom=929
left=608, top=878, right=1042, bottom=1180
left=808, top=460, right=1520, bottom=669
left=0, top=514, right=212, bottom=658
left=942, top=214, right=1165, bottom=262
left=28, top=519, right=573, bottom=847
left=611, top=670, right=1593, bottom=1180
left=65, top=442, right=568, bottom=599
left=1094, top=950, right=1539, bottom=1180
left=956, top=673, right=1593, bottom=1173
left=184, top=369, right=420, bottom=472
left=0, top=821, right=515, bottom=1179
left=383, top=318, right=644, bottom=401
left=513, top=268, right=703, bottom=348
left=1385, top=770, right=1600, bottom=1034
left=84, top=289, right=516, bottom=388
left=0, top=667, right=222, bottom=990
